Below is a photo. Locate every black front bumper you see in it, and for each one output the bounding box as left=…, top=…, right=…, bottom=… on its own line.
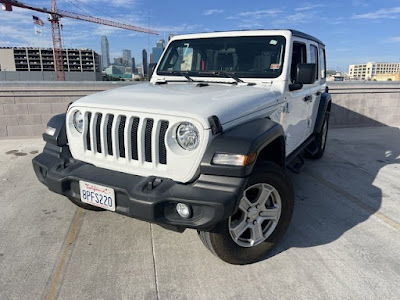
left=32, top=144, right=247, bottom=232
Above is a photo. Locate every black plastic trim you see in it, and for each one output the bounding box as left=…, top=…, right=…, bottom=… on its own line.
left=200, top=118, right=284, bottom=177
left=43, top=113, right=68, bottom=147
left=314, top=92, right=331, bottom=135
left=32, top=146, right=246, bottom=231
left=208, top=115, right=223, bottom=135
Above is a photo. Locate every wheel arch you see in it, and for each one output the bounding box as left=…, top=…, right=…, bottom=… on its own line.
left=200, top=118, right=285, bottom=177
left=314, top=92, right=332, bottom=135
left=255, top=135, right=286, bottom=168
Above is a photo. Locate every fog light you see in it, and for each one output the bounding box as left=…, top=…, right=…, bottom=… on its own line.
left=176, top=203, right=191, bottom=218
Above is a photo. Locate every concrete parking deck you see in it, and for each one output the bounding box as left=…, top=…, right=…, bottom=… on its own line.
left=0, top=126, right=399, bottom=300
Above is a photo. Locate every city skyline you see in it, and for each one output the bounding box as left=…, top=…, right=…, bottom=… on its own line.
left=0, top=0, right=400, bottom=71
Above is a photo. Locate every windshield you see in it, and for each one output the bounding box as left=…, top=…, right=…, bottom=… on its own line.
left=157, top=36, right=286, bottom=79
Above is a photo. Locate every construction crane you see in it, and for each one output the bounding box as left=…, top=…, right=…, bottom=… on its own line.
left=1, top=0, right=158, bottom=80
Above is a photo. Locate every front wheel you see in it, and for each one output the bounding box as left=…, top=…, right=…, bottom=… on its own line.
left=198, top=162, right=294, bottom=265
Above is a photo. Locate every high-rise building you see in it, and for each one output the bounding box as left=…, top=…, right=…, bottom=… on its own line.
left=113, top=57, right=123, bottom=66
left=122, top=49, right=132, bottom=68
left=142, top=49, right=148, bottom=78
left=151, top=39, right=165, bottom=64
left=101, top=36, right=110, bottom=70
left=349, top=62, right=400, bottom=80
left=131, top=57, right=136, bottom=73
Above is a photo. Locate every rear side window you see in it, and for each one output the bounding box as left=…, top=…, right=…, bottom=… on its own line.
left=319, top=48, right=326, bottom=79
left=290, top=42, right=307, bottom=82
left=310, top=45, right=319, bottom=80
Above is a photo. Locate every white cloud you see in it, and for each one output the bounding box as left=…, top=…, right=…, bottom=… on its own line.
left=353, top=7, right=400, bottom=19
left=390, top=36, right=400, bottom=43
left=150, top=23, right=203, bottom=34
left=273, top=12, right=313, bottom=26
left=62, top=0, right=138, bottom=8
left=295, top=3, right=324, bottom=11
left=203, top=9, right=224, bottom=16
left=228, top=9, right=282, bottom=20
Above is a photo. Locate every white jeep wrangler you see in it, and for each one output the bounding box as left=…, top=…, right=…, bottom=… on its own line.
left=33, top=30, right=331, bottom=265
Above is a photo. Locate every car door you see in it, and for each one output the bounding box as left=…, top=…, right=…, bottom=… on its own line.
left=283, top=39, right=311, bottom=155
left=306, top=41, right=324, bottom=137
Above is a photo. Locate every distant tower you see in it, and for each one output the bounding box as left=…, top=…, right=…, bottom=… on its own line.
left=122, top=49, right=132, bottom=68
left=151, top=39, right=165, bottom=63
left=131, top=57, right=136, bottom=73
left=101, top=36, right=110, bottom=69
left=142, top=49, right=148, bottom=78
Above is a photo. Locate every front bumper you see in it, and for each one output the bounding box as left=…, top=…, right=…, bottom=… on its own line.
left=32, top=144, right=247, bottom=232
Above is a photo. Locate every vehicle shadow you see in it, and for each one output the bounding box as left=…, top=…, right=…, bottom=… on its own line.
left=267, top=107, right=400, bottom=258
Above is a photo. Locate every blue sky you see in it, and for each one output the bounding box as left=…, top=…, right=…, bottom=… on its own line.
left=0, top=0, right=399, bottom=71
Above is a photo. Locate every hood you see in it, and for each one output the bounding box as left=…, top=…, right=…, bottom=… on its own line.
left=71, top=82, right=283, bottom=129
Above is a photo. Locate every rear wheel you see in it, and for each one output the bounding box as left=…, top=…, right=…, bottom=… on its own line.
left=308, top=115, right=329, bottom=160
left=198, top=162, right=294, bottom=265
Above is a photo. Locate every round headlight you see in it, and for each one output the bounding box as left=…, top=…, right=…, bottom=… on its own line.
left=73, top=110, right=84, bottom=133
left=176, top=122, right=199, bottom=151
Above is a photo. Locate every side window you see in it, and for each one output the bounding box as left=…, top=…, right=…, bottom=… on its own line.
left=290, top=42, right=307, bottom=82
left=310, top=45, right=319, bottom=80
left=319, top=48, right=326, bottom=79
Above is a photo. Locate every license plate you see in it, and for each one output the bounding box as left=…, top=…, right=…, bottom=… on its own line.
left=79, top=181, right=115, bottom=211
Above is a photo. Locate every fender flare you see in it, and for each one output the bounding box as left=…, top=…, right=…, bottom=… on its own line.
left=200, top=118, right=285, bottom=177
left=314, top=92, right=332, bottom=135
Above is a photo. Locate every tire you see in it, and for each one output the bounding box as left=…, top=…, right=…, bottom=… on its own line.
left=308, top=114, right=329, bottom=160
left=198, top=162, right=294, bottom=265
left=68, top=197, right=104, bottom=211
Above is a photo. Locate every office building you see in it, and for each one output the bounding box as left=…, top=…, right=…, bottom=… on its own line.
left=101, top=36, right=110, bottom=69
left=113, top=57, right=123, bottom=66
left=349, top=62, right=400, bottom=80
left=372, top=73, right=400, bottom=81
left=151, top=39, right=165, bottom=63
left=131, top=57, right=136, bottom=73
left=142, top=49, right=148, bottom=77
left=122, top=49, right=132, bottom=68
left=0, top=47, right=101, bottom=81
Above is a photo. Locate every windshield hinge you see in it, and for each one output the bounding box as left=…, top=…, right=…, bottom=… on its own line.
left=208, top=115, right=223, bottom=135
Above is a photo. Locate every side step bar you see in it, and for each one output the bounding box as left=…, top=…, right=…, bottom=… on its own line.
left=286, top=135, right=316, bottom=174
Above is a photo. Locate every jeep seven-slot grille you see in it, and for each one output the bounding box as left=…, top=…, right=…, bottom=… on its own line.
left=85, top=112, right=169, bottom=165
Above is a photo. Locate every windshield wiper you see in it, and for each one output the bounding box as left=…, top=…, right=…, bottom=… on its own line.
left=217, top=71, right=256, bottom=85
left=216, top=71, right=244, bottom=83
left=179, top=71, right=194, bottom=82
left=157, top=71, right=195, bottom=82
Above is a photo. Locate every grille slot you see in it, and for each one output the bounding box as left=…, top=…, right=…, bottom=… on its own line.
left=144, top=119, right=154, bottom=162
left=106, top=115, right=114, bottom=155
left=130, top=117, right=140, bottom=160
left=95, top=113, right=102, bottom=153
left=118, top=116, right=126, bottom=158
left=159, top=121, right=169, bottom=165
left=86, top=112, right=92, bottom=150
left=83, top=112, right=170, bottom=167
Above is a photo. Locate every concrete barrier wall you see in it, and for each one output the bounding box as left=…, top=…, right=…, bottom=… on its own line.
left=0, top=81, right=399, bottom=138
left=328, top=82, right=400, bottom=128
left=0, top=82, right=131, bottom=137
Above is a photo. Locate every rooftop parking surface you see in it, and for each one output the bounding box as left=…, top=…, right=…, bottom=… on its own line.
left=0, top=126, right=399, bottom=300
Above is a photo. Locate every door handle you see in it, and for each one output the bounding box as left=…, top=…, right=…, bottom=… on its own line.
left=303, top=95, right=312, bottom=102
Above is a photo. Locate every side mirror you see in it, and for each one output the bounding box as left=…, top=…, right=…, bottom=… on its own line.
left=296, top=63, right=316, bottom=84
left=289, top=63, right=316, bottom=91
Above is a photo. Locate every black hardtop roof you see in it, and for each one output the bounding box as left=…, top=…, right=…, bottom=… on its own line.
left=191, top=29, right=325, bottom=46
left=289, top=30, right=325, bottom=46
